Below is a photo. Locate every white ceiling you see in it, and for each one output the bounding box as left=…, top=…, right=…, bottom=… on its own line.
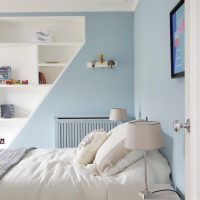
left=0, top=0, right=139, bottom=12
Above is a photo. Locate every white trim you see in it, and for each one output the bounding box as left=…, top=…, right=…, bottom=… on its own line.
left=0, top=16, right=85, bottom=22
left=0, top=1, right=138, bottom=12
left=185, top=0, right=200, bottom=199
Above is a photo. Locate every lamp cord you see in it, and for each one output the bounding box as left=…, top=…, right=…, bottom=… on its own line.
left=152, top=189, right=181, bottom=199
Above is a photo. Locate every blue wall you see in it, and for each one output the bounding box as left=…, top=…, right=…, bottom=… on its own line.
left=134, top=0, right=185, bottom=195
left=9, top=12, right=134, bottom=147
left=5, top=5, right=185, bottom=195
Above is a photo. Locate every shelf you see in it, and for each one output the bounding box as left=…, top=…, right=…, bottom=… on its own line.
left=87, top=61, right=117, bottom=68
left=37, top=42, right=83, bottom=46
left=0, top=43, right=36, bottom=47
left=0, top=84, right=52, bottom=88
left=0, top=117, right=28, bottom=122
left=38, top=63, right=67, bottom=67
left=0, top=42, right=83, bottom=47
left=0, top=16, right=85, bottom=147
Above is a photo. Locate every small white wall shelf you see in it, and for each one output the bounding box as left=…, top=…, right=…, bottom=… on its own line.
left=87, top=61, right=117, bottom=69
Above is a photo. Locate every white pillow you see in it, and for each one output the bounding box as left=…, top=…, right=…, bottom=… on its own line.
left=77, top=129, right=104, bottom=150
left=93, top=121, right=144, bottom=176
left=102, top=150, right=143, bottom=176
left=114, top=151, right=171, bottom=184
left=77, top=131, right=108, bottom=166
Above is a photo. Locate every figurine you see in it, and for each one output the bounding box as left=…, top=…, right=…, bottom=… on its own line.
left=91, top=60, right=96, bottom=68
left=107, top=60, right=116, bottom=68
left=5, top=79, right=29, bottom=85
left=15, top=80, right=21, bottom=84
left=22, top=80, right=28, bottom=85
left=99, top=54, right=104, bottom=64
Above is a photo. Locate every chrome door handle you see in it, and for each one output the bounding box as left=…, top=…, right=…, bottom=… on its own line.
left=173, top=119, right=190, bottom=133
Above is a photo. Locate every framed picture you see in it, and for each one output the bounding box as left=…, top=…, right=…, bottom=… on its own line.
left=170, top=0, right=185, bottom=78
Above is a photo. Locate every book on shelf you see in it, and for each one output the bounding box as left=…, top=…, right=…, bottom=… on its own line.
left=39, top=72, right=47, bottom=84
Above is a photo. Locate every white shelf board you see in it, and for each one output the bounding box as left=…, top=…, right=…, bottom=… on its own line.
left=38, top=63, right=67, bottom=67
left=0, top=84, right=52, bottom=88
left=0, top=16, right=85, bottom=23
left=0, top=42, right=84, bottom=47
left=37, top=42, right=83, bottom=46
left=0, top=42, right=36, bottom=47
left=0, top=117, right=28, bottom=122
left=87, top=61, right=117, bottom=68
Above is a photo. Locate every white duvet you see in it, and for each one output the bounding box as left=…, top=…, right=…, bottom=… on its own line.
left=0, top=149, right=171, bottom=200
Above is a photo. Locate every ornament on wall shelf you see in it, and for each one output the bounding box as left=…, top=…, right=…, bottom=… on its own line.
left=91, top=60, right=96, bottom=68
left=107, top=60, right=116, bottom=68
left=99, top=54, right=104, bottom=64
left=87, top=54, right=117, bottom=69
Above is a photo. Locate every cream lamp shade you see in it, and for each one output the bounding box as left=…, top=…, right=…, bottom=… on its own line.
left=125, top=121, right=164, bottom=150
left=109, top=108, right=128, bottom=121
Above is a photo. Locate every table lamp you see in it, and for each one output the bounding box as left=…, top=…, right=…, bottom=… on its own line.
left=125, top=121, right=164, bottom=199
left=109, top=108, right=127, bottom=122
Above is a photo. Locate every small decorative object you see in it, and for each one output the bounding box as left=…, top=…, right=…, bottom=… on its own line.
left=6, top=79, right=15, bottom=85
left=1, top=104, right=14, bottom=118
left=31, top=30, right=53, bottom=43
left=22, top=80, right=28, bottom=85
left=107, top=60, right=116, bottom=68
left=0, top=66, right=12, bottom=83
left=5, top=79, right=29, bottom=85
left=170, top=0, right=185, bottom=78
left=99, top=54, right=104, bottom=64
left=0, top=138, right=5, bottom=144
left=15, top=80, right=21, bottom=84
left=125, top=121, right=164, bottom=199
left=91, top=60, right=96, bottom=68
left=39, top=72, right=47, bottom=84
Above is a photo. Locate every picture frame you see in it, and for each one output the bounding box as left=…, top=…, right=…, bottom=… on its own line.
left=170, top=0, right=185, bottom=78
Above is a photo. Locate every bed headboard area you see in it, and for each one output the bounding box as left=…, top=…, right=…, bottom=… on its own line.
left=55, top=117, right=118, bottom=148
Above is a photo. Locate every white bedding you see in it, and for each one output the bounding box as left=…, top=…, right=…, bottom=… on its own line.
left=0, top=148, right=171, bottom=200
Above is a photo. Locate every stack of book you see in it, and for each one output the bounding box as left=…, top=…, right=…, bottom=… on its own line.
left=39, top=72, right=47, bottom=84
left=0, top=66, right=12, bottom=84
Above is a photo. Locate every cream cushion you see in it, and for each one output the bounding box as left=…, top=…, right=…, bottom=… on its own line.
left=77, top=129, right=104, bottom=150
left=93, top=122, right=143, bottom=176
left=77, top=131, right=108, bottom=166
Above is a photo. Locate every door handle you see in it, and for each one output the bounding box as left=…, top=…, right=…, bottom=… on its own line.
left=173, top=119, right=190, bottom=133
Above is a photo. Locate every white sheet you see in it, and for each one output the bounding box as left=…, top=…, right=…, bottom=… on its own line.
left=0, top=149, right=171, bottom=200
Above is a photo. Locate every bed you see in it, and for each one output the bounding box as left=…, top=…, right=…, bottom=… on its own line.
left=0, top=122, right=171, bottom=200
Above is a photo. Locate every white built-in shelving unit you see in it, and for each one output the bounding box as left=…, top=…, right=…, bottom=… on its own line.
left=0, top=16, right=85, bottom=148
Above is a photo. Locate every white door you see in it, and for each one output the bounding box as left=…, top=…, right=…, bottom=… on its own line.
left=185, top=0, right=200, bottom=199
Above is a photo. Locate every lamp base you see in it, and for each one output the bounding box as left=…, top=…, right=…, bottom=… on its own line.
left=139, top=191, right=154, bottom=199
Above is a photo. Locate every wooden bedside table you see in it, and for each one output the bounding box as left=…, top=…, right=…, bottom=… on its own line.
left=108, top=184, right=181, bottom=200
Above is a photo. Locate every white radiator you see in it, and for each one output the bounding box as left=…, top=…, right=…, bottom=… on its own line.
left=55, top=117, right=118, bottom=148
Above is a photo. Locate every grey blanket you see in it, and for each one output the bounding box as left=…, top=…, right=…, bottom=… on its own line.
left=0, top=147, right=35, bottom=179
